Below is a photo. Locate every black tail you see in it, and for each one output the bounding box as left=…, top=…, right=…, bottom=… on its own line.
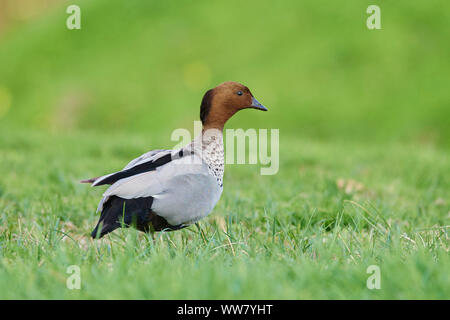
left=91, top=196, right=154, bottom=239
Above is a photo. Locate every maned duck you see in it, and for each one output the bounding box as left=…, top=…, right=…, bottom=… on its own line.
left=82, top=81, right=267, bottom=238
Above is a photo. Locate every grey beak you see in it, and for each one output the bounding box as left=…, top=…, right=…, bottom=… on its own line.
left=251, top=97, right=268, bottom=111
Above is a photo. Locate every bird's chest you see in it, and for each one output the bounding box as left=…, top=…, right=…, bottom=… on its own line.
left=201, top=139, right=224, bottom=187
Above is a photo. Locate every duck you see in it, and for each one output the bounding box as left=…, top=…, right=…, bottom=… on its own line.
left=81, top=81, right=267, bottom=238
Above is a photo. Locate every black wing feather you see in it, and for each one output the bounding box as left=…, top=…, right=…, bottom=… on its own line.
left=94, top=150, right=184, bottom=186
left=91, top=196, right=186, bottom=238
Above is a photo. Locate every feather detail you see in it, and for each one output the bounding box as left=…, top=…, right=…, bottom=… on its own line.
left=80, top=177, right=99, bottom=184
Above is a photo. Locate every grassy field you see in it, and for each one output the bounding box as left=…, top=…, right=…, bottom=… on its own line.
left=0, top=1, right=449, bottom=299
left=0, top=126, right=448, bottom=299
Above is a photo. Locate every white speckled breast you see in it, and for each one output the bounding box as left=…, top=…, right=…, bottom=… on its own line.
left=188, top=129, right=224, bottom=187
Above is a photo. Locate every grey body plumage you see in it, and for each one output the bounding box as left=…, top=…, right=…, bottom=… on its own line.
left=89, top=131, right=224, bottom=238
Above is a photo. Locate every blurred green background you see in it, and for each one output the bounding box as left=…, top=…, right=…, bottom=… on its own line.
left=0, top=0, right=449, bottom=146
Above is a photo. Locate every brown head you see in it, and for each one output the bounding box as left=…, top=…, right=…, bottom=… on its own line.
left=200, top=81, right=267, bottom=130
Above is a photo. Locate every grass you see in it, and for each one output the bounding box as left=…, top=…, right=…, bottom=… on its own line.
left=0, top=126, right=448, bottom=299
left=0, top=0, right=449, bottom=299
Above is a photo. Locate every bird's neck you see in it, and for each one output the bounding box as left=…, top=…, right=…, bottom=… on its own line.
left=199, top=128, right=224, bottom=151
left=202, top=105, right=236, bottom=131
left=202, top=123, right=225, bottom=132
left=188, top=128, right=224, bottom=156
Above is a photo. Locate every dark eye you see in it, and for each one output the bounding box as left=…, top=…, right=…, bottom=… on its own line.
left=237, top=91, right=243, bottom=96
